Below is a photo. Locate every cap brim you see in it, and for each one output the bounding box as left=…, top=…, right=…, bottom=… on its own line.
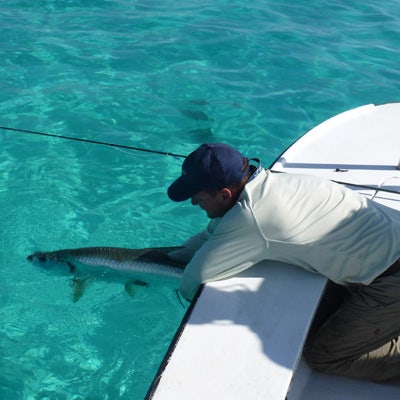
left=167, top=176, right=199, bottom=202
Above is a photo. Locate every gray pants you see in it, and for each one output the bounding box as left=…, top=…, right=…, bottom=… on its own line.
left=304, top=260, right=400, bottom=382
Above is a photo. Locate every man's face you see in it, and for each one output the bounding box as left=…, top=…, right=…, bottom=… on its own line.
left=191, top=189, right=232, bottom=218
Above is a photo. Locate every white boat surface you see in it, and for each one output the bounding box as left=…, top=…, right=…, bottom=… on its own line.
left=147, top=103, right=400, bottom=400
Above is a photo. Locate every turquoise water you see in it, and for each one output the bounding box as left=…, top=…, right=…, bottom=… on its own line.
left=1, top=0, right=399, bottom=398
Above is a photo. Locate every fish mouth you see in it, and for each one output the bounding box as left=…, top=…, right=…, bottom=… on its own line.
left=27, top=253, right=39, bottom=263
left=27, top=252, right=48, bottom=267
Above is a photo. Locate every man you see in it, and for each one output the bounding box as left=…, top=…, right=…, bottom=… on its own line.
left=167, top=142, right=400, bottom=382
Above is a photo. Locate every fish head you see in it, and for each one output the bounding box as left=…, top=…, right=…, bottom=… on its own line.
left=27, top=251, right=74, bottom=273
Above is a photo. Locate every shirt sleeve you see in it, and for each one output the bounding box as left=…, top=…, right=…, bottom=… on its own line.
left=168, top=219, right=220, bottom=263
left=179, top=204, right=268, bottom=300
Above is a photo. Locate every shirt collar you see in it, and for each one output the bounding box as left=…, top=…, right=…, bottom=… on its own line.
left=247, top=158, right=262, bottom=182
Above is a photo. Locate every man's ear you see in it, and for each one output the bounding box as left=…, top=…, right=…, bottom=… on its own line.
left=220, top=188, right=233, bottom=201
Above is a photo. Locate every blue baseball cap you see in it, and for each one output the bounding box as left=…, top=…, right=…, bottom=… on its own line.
left=168, top=143, right=249, bottom=202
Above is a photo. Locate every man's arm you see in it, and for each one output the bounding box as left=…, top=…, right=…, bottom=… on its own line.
left=179, top=209, right=267, bottom=300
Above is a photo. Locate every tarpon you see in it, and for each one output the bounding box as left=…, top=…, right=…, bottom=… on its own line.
left=27, top=246, right=186, bottom=302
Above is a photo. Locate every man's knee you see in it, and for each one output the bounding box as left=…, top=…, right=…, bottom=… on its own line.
left=303, top=342, right=333, bottom=373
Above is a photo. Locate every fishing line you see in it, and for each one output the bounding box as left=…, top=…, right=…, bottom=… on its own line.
left=270, top=170, right=400, bottom=196
left=1, top=125, right=398, bottom=196
left=330, top=179, right=400, bottom=196
left=0, top=125, right=187, bottom=159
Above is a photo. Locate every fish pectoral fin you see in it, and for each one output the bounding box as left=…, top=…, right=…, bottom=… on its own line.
left=67, top=261, right=76, bottom=274
left=71, top=277, right=88, bottom=303
left=124, top=280, right=149, bottom=298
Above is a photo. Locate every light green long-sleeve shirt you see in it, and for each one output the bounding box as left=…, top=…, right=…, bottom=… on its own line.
left=171, top=170, right=400, bottom=300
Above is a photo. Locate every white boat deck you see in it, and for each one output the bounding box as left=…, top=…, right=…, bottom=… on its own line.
left=148, top=103, right=400, bottom=400
left=151, top=263, right=326, bottom=399
left=288, top=359, right=400, bottom=400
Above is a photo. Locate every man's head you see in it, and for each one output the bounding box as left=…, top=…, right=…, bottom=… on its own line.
left=168, top=143, right=250, bottom=217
